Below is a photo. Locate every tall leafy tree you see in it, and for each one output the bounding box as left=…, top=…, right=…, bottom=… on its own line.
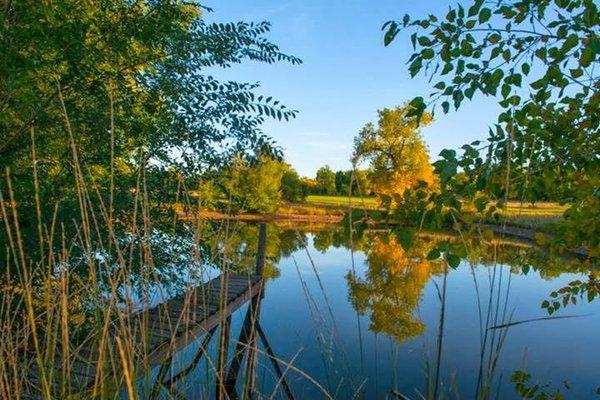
left=0, top=0, right=300, bottom=210
left=315, top=165, right=337, bottom=195
left=221, top=155, right=284, bottom=213
left=281, top=164, right=308, bottom=202
left=353, top=105, right=437, bottom=205
left=347, top=235, right=442, bottom=343
left=335, top=170, right=352, bottom=195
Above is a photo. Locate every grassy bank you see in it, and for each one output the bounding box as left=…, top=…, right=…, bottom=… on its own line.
left=184, top=195, right=566, bottom=233
left=305, top=195, right=380, bottom=209
left=304, top=195, right=566, bottom=231
left=486, top=201, right=567, bottom=230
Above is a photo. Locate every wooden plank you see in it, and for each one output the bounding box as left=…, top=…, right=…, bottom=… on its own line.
left=145, top=278, right=262, bottom=367
left=26, top=273, right=262, bottom=399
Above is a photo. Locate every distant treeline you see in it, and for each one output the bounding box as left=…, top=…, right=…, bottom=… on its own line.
left=302, top=165, right=372, bottom=197
left=194, top=159, right=373, bottom=214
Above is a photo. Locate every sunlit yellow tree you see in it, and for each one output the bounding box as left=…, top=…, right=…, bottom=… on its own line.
left=353, top=105, right=437, bottom=206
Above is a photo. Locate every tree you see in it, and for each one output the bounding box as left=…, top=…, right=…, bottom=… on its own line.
left=221, top=155, right=284, bottom=213
left=315, top=165, right=337, bottom=195
left=347, top=235, right=442, bottom=343
left=353, top=105, right=437, bottom=205
left=354, top=169, right=373, bottom=196
left=335, top=170, right=352, bottom=195
left=0, top=1, right=300, bottom=214
left=383, top=0, right=599, bottom=253
left=281, top=165, right=308, bottom=202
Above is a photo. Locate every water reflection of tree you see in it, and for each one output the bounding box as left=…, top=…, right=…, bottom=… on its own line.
left=216, top=223, right=307, bottom=279
left=347, top=235, right=442, bottom=343
left=311, top=230, right=342, bottom=252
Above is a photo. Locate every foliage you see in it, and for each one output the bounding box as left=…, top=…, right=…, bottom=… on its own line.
left=281, top=164, right=308, bottom=202
left=214, top=223, right=304, bottom=279
left=335, top=170, right=352, bottom=195
left=347, top=234, right=442, bottom=343
left=333, top=169, right=373, bottom=196
left=382, top=0, right=599, bottom=254
left=197, top=179, right=221, bottom=210
left=510, top=370, right=566, bottom=400
left=315, top=165, right=337, bottom=195
left=353, top=105, right=437, bottom=208
left=303, top=168, right=372, bottom=197
left=221, top=155, right=285, bottom=213
left=541, top=272, right=598, bottom=314
left=0, top=0, right=300, bottom=215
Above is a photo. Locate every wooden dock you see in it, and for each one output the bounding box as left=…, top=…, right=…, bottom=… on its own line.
left=27, top=223, right=296, bottom=399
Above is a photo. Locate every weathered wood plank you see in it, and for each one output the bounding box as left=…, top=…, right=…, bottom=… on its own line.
left=27, top=273, right=262, bottom=399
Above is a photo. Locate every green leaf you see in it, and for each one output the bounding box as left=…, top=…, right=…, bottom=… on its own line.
left=418, top=36, right=432, bottom=46
left=396, top=228, right=414, bottom=251
left=383, top=21, right=399, bottom=46
left=580, top=46, right=594, bottom=67
left=541, top=300, right=549, bottom=308
left=438, top=241, right=451, bottom=252
left=409, top=57, right=423, bottom=77
left=468, top=0, right=484, bottom=17
left=439, top=149, right=457, bottom=160
left=474, top=197, right=488, bottom=213
left=479, top=8, right=491, bottom=23
left=570, top=68, right=583, bottom=78
left=521, top=63, right=530, bottom=75
left=441, top=100, right=450, bottom=113
left=427, top=248, right=441, bottom=260
left=422, top=48, right=435, bottom=59
left=553, top=301, right=560, bottom=310
left=488, top=33, right=501, bottom=43
left=446, top=9, right=456, bottom=22
left=446, top=253, right=461, bottom=268
left=408, top=96, right=426, bottom=119
left=530, top=78, right=546, bottom=90
left=461, top=40, right=473, bottom=56
left=441, top=63, right=453, bottom=75
left=535, top=47, right=547, bottom=61
left=561, top=34, right=579, bottom=54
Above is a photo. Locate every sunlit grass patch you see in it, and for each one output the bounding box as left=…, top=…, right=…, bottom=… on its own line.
left=305, top=195, right=380, bottom=209
left=489, top=201, right=566, bottom=230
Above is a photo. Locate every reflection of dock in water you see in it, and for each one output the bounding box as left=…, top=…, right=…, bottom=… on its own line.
left=28, top=223, right=295, bottom=399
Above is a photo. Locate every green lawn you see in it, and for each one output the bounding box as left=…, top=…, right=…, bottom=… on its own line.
left=305, top=195, right=566, bottom=230
left=495, top=201, right=566, bottom=230
left=305, top=195, right=380, bottom=209
left=503, top=201, right=567, bottom=215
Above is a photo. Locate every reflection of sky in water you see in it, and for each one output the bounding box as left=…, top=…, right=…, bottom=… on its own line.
left=72, top=228, right=218, bottom=312
left=136, top=229, right=599, bottom=400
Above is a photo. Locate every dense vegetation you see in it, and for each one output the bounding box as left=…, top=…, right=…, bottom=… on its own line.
left=383, top=0, right=598, bottom=255
left=1, top=0, right=300, bottom=224
left=0, top=0, right=598, bottom=399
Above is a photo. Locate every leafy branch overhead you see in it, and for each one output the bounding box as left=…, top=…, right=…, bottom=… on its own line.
left=0, top=1, right=301, bottom=207
left=382, top=0, right=599, bottom=255
left=384, top=0, right=599, bottom=114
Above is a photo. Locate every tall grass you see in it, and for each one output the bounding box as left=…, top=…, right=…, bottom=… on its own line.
left=0, top=101, right=336, bottom=400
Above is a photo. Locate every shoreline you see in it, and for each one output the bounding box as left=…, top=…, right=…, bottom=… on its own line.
left=177, top=205, right=590, bottom=257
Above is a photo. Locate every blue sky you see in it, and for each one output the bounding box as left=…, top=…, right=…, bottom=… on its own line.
left=205, top=0, right=501, bottom=177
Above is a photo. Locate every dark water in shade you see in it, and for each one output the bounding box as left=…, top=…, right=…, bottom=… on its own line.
left=139, top=226, right=600, bottom=400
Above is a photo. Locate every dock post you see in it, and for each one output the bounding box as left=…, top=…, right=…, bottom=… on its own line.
left=255, top=223, right=267, bottom=277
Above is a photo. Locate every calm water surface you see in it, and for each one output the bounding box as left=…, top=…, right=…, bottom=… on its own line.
left=141, top=225, right=599, bottom=399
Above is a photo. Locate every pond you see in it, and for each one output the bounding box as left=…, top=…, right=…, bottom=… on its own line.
left=136, top=223, right=600, bottom=400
